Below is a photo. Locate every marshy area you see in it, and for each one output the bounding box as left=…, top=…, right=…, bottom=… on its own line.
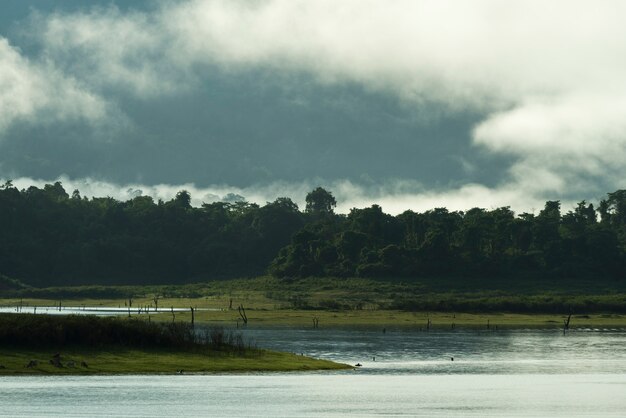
left=0, top=314, right=348, bottom=374
left=3, top=275, right=626, bottom=330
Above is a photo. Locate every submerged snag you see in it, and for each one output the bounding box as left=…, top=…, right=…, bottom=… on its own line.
left=238, top=304, right=248, bottom=326
left=563, top=313, right=572, bottom=333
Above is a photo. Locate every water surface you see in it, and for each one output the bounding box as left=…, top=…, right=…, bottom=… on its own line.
left=2, top=327, right=625, bottom=417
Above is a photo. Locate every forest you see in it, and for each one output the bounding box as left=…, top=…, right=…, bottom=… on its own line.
left=0, top=180, right=624, bottom=287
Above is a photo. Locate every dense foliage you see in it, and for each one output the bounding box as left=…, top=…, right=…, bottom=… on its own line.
left=0, top=181, right=303, bottom=285
left=271, top=192, right=626, bottom=280
left=0, top=313, right=245, bottom=352
left=0, top=180, right=624, bottom=286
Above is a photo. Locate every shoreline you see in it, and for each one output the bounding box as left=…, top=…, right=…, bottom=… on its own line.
left=2, top=307, right=626, bottom=329
left=186, top=309, right=626, bottom=328
left=0, top=347, right=351, bottom=375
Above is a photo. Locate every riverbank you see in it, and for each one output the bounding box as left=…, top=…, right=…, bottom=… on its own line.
left=4, top=276, right=626, bottom=313
left=2, top=275, right=626, bottom=328
left=0, top=347, right=349, bottom=375
left=0, top=314, right=350, bottom=374
left=193, top=309, right=626, bottom=329
left=2, top=305, right=625, bottom=329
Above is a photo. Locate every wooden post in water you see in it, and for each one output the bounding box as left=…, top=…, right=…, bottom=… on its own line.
left=238, top=304, right=248, bottom=326
left=563, top=313, right=572, bottom=334
left=190, top=307, right=195, bottom=328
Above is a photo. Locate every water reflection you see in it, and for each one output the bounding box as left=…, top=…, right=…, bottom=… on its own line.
left=1, top=373, right=625, bottom=417
left=233, top=327, right=626, bottom=375
left=0, top=306, right=216, bottom=316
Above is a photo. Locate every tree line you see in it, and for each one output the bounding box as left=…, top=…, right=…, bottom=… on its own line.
left=0, top=181, right=624, bottom=286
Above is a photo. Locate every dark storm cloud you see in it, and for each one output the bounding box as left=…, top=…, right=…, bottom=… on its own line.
left=1, top=0, right=624, bottom=213
left=1, top=65, right=493, bottom=188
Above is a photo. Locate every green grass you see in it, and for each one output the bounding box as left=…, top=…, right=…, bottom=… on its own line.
left=2, top=275, right=626, bottom=327
left=185, top=309, right=626, bottom=328
left=0, top=314, right=350, bottom=374
left=0, top=346, right=349, bottom=375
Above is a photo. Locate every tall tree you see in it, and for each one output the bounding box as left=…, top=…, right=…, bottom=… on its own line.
left=305, top=187, right=337, bottom=215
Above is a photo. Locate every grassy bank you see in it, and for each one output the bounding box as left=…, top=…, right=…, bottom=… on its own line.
left=2, top=276, right=626, bottom=328
left=187, top=309, right=626, bottom=329
left=2, top=308, right=625, bottom=329
left=0, top=347, right=348, bottom=375
left=0, top=314, right=349, bottom=374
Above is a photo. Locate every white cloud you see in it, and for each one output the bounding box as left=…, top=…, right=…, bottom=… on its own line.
left=34, top=1, right=626, bottom=105
left=8, top=176, right=573, bottom=216
left=0, top=37, right=110, bottom=136
left=39, top=7, right=187, bottom=96
left=474, top=93, right=626, bottom=194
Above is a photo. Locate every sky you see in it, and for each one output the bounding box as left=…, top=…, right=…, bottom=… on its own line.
left=0, top=0, right=624, bottom=214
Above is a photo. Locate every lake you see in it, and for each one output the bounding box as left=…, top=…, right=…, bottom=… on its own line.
left=2, top=327, right=626, bottom=417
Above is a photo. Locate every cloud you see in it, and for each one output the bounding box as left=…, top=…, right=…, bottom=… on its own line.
left=473, top=93, right=626, bottom=194
left=33, top=1, right=626, bottom=104
left=0, top=37, right=110, bottom=137
left=6, top=0, right=626, bottom=207
left=38, top=7, right=188, bottom=96
left=7, top=175, right=576, bottom=216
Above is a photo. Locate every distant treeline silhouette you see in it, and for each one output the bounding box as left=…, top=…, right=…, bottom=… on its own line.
left=0, top=180, right=624, bottom=286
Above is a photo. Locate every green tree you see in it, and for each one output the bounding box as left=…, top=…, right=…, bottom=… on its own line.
left=174, top=190, right=192, bottom=209
left=43, top=181, right=69, bottom=201
left=305, top=187, right=336, bottom=215
left=604, top=190, right=626, bottom=226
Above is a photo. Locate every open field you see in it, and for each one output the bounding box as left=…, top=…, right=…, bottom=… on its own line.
left=119, top=308, right=626, bottom=329
left=186, top=309, right=626, bottom=329
left=2, top=276, right=626, bottom=328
